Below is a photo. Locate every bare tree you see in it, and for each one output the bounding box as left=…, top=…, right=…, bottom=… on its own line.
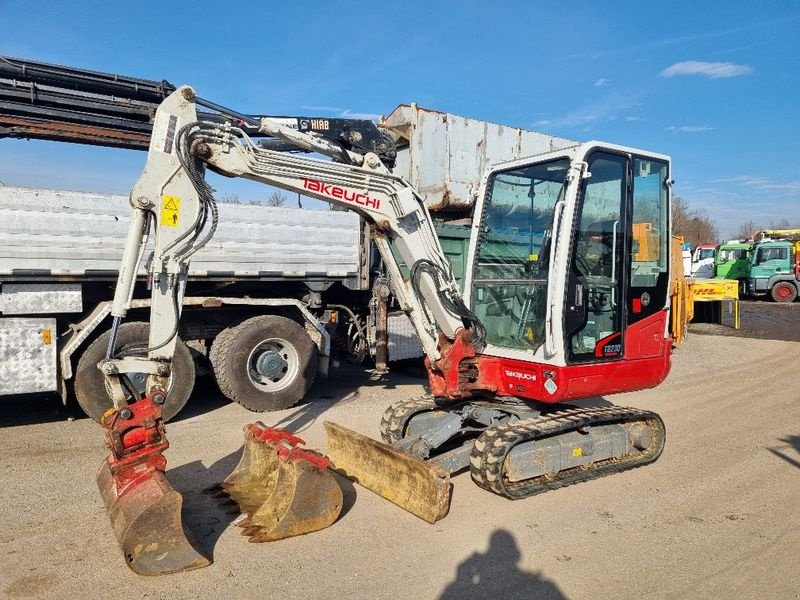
left=672, top=195, right=690, bottom=238
left=266, top=191, right=287, bottom=207
left=769, top=218, right=793, bottom=229
left=737, top=220, right=757, bottom=240
left=672, top=195, right=718, bottom=246
left=218, top=193, right=240, bottom=204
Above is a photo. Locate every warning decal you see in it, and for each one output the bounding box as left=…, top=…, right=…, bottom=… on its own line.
left=161, top=195, right=181, bottom=227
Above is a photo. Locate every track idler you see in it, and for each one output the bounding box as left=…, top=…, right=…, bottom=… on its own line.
left=96, top=395, right=210, bottom=576
left=207, top=422, right=343, bottom=542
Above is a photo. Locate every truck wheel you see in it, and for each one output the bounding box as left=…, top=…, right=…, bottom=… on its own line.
left=209, top=315, right=317, bottom=412
left=74, top=322, right=195, bottom=423
left=770, top=282, right=797, bottom=303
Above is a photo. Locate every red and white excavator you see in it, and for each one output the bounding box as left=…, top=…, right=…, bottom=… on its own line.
left=91, top=83, right=674, bottom=575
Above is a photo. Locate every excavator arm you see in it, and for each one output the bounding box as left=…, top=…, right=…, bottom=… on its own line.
left=105, top=85, right=482, bottom=401
left=96, top=85, right=483, bottom=575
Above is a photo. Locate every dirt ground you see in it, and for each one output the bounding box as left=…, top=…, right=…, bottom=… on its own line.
left=1, top=329, right=798, bottom=600
left=690, top=298, right=800, bottom=343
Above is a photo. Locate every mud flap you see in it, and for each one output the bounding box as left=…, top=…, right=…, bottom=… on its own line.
left=96, top=454, right=210, bottom=576
left=209, top=422, right=343, bottom=542
left=324, top=421, right=451, bottom=524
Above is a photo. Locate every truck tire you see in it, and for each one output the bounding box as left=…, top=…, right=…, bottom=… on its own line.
left=770, top=282, right=797, bottom=303
left=209, top=315, right=317, bottom=412
left=74, top=322, right=195, bottom=423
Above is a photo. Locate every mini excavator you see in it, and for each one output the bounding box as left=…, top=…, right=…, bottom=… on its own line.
left=95, top=85, right=673, bottom=574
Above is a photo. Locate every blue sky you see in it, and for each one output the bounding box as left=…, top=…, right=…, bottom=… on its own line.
left=0, top=1, right=798, bottom=239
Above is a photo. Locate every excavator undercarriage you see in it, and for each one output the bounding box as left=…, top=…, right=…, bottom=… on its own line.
left=326, top=396, right=665, bottom=521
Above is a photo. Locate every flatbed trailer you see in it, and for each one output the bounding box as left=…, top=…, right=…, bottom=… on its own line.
left=0, top=185, right=373, bottom=417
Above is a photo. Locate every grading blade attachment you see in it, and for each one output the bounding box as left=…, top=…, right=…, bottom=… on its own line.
left=97, top=397, right=210, bottom=576
left=208, top=422, right=343, bottom=542
left=324, top=421, right=451, bottom=523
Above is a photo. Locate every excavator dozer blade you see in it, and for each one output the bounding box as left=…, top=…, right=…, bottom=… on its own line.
left=97, top=457, right=210, bottom=576
left=208, top=422, right=343, bottom=542
left=323, top=421, right=451, bottom=524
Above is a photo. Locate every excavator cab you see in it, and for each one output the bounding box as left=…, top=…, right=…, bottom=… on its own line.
left=467, top=145, right=673, bottom=399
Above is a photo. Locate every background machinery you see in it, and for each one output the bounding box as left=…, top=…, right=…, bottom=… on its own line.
left=748, top=229, right=800, bottom=302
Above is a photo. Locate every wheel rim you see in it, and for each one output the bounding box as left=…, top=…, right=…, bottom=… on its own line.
left=247, top=338, right=300, bottom=392
left=777, top=285, right=792, bottom=300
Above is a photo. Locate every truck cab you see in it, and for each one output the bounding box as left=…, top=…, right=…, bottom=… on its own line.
left=747, top=239, right=800, bottom=302
left=691, top=243, right=717, bottom=278
left=714, top=241, right=752, bottom=293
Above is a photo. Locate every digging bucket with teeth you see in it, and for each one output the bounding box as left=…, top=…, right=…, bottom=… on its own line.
left=211, top=422, right=343, bottom=542
left=96, top=396, right=210, bottom=576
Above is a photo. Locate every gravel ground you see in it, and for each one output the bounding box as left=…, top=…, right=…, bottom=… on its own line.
left=690, top=298, right=800, bottom=342
left=1, top=331, right=798, bottom=600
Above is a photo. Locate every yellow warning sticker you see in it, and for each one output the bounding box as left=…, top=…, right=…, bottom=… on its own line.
left=161, top=195, right=181, bottom=227
left=572, top=448, right=583, bottom=457
left=42, top=329, right=52, bottom=345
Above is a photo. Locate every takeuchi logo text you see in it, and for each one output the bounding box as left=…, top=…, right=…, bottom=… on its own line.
left=504, top=370, right=537, bottom=381
left=303, top=178, right=381, bottom=209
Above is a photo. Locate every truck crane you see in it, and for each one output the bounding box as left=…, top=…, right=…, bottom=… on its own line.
left=90, top=85, right=673, bottom=576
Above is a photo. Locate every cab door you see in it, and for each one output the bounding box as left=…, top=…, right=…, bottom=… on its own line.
left=564, top=151, right=670, bottom=364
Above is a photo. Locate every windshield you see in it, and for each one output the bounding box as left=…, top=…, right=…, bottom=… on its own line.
left=471, top=158, right=569, bottom=353
left=697, top=248, right=715, bottom=261
left=717, top=248, right=747, bottom=263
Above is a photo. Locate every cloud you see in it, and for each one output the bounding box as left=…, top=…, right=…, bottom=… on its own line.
left=569, top=14, right=800, bottom=60
left=711, top=175, right=800, bottom=194
left=660, top=61, right=753, bottom=79
left=687, top=174, right=800, bottom=236
left=300, top=105, right=382, bottom=121
left=594, top=78, right=610, bottom=87
left=667, top=125, right=714, bottom=133
left=301, top=105, right=344, bottom=113
left=532, top=91, right=641, bottom=130
left=338, top=109, right=382, bottom=121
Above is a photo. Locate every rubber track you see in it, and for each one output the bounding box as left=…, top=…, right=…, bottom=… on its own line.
left=379, top=396, right=443, bottom=444
left=469, top=405, right=666, bottom=499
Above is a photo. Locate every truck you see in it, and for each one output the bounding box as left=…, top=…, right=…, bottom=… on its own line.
left=690, top=243, right=717, bottom=278
left=746, top=230, right=800, bottom=302
left=0, top=55, right=577, bottom=422
left=713, top=240, right=752, bottom=294
left=0, top=185, right=379, bottom=419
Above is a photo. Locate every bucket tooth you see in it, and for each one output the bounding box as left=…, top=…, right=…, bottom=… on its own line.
left=215, top=423, right=343, bottom=542
left=97, top=456, right=210, bottom=576
left=324, top=421, right=451, bottom=524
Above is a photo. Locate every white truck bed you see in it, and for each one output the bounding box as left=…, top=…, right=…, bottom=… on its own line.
left=383, top=104, right=577, bottom=212
left=0, top=186, right=366, bottom=287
